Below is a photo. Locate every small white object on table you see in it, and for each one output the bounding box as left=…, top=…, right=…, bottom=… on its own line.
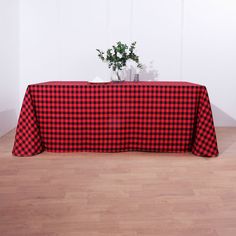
left=88, top=76, right=110, bottom=83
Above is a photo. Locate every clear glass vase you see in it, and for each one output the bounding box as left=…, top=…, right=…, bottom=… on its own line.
left=111, top=69, right=125, bottom=82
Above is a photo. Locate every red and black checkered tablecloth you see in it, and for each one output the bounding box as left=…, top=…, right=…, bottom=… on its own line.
left=12, top=81, right=218, bottom=157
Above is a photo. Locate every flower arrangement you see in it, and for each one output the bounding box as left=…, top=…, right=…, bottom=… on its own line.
left=96, top=41, right=142, bottom=81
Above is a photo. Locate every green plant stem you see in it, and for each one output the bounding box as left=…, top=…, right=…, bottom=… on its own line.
left=116, top=71, right=121, bottom=81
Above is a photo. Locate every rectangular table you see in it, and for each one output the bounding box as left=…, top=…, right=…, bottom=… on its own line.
left=12, top=81, right=218, bottom=157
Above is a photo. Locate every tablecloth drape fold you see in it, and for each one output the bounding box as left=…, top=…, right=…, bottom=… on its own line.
left=13, top=86, right=43, bottom=156
left=192, top=86, right=218, bottom=157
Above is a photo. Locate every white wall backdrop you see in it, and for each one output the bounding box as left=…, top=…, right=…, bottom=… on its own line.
left=19, top=0, right=183, bottom=95
left=183, top=0, right=236, bottom=126
left=0, top=0, right=19, bottom=137
left=1, top=0, right=236, bottom=137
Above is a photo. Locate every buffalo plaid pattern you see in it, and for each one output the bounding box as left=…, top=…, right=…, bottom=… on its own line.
left=12, top=81, right=218, bottom=157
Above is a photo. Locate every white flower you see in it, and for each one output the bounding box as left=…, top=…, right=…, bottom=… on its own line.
left=117, top=52, right=123, bottom=58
